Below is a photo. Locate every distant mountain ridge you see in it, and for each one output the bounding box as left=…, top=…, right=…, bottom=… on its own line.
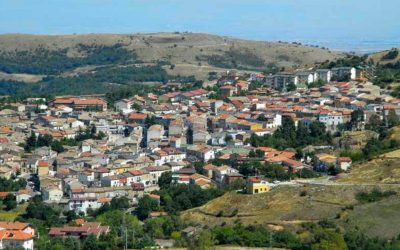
left=0, top=32, right=351, bottom=97
left=0, top=32, right=343, bottom=80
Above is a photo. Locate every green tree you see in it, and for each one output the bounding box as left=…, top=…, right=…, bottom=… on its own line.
left=296, top=122, right=311, bottom=146
left=136, top=195, right=159, bottom=220
left=3, top=193, right=17, bottom=211
left=83, top=234, right=98, bottom=250
left=365, top=114, right=381, bottom=132
left=110, top=196, right=130, bottom=210
left=24, top=131, right=37, bottom=152
left=37, top=134, right=53, bottom=147
left=387, top=109, right=399, bottom=127
left=225, top=134, right=233, bottom=143
left=90, top=124, right=97, bottom=137
left=286, top=82, right=297, bottom=92
left=51, top=140, right=64, bottom=153
left=188, top=229, right=216, bottom=250
left=158, top=172, right=172, bottom=189
left=96, top=210, right=142, bottom=236
left=274, top=116, right=296, bottom=148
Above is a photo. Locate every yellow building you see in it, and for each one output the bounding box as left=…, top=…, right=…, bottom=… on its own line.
left=246, top=176, right=270, bottom=194
left=37, top=160, right=50, bottom=176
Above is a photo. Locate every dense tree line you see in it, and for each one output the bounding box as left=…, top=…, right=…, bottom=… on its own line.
left=24, top=125, right=106, bottom=153
left=382, top=49, right=399, bottom=60
left=199, top=220, right=400, bottom=250
left=0, top=65, right=197, bottom=101
left=319, top=54, right=368, bottom=69
left=355, top=188, right=397, bottom=203
left=157, top=184, right=225, bottom=214
left=0, top=44, right=135, bottom=75
left=250, top=116, right=332, bottom=150
left=0, top=177, right=26, bottom=192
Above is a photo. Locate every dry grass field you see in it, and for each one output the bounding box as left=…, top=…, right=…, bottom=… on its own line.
left=181, top=184, right=400, bottom=239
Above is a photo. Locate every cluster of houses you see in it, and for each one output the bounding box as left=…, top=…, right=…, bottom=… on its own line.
left=0, top=222, right=35, bottom=250
left=1, top=66, right=400, bottom=248
left=266, top=67, right=360, bottom=90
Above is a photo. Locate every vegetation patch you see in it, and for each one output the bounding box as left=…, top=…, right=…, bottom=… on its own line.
left=0, top=44, right=136, bottom=75
left=355, top=188, right=396, bottom=203
left=204, top=48, right=266, bottom=70
left=382, top=49, right=399, bottom=60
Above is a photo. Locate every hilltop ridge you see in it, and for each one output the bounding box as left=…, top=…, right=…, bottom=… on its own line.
left=0, top=32, right=342, bottom=81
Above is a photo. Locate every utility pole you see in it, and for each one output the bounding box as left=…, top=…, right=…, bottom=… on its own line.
left=123, top=212, right=127, bottom=250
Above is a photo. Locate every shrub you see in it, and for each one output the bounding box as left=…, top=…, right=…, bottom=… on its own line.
left=300, top=190, right=308, bottom=197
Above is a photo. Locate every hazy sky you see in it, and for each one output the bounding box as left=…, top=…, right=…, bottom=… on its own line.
left=0, top=0, right=399, bottom=50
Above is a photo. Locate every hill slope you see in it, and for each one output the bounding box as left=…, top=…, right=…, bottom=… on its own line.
left=0, top=32, right=342, bottom=81
left=368, top=48, right=400, bottom=65
left=181, top=185, right=400, bottom=238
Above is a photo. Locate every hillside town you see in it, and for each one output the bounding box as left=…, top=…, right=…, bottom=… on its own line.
left=0, top=64, right=399, bottom=249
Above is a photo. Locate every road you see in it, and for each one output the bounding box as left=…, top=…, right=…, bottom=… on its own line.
left=294, top=177, right=400, bottom=187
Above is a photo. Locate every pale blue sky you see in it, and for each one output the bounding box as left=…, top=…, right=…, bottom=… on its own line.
left=0, top=0, right=399, bottom=51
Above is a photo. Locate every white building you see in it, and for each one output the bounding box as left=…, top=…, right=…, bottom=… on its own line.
left=213, top=165, right=240, bottom=184
left=42, top=187, right=63, bottom=201
left=0, top=222, right=35, bottom=250
left=318, top=111, right=344, bottom=131
left=114, top=99, right=136, bottom=114
left=186, top=145, right=215, bottom=162
left=266, top=73, right=295, bottom=90
left=315, top=69, right=332, bottom=83
left=331, top=67, right=356, bottom=81
left=68, top=197, right=101, bottom=215
left=295, top=71, right=315, bottom=85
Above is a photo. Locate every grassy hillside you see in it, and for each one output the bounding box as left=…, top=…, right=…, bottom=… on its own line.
left=337, top=150, right=400, bottom=184
left=0, top=33, right=342, bottom=79
left=181, top=184, right=400, bottom=239
left=368, top=48, right=400, bottom=65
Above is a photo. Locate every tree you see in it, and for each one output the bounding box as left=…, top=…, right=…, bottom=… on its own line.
left=3, top=193, right=17, bottom=210
left=286, top=82, right=296, bottom=92
left=296, top=123, right=310, bottom=146
left=136, top=195, right=159, bottom=220
left=255, top=149, right=265, bottom=158
left=51, top=140, right=64, bottom=153
left=90, top=124, right=97, bottom=137
left=248, top=150, right=257, bottom=158
left=0, top=177, right=26, bottom=192
left=63, top=210, right=77, bottom=223
left=274, top=116, right=296, bottom=148
left=83, top=234, right=98, bottom=250
left=188, top=229, right=216, bottom=250
left=309, top=121, right=328, bottom=142
left=145, top=115, right=156, bottom=128
left=23, top=196, right=61, bottom=226
left=366, top=114, right=381, bottom=132
left=224, top=134, right=233, bottom=144
left=24, top=131, right=37, bottom=152
left=350, top=109, right=364, bottom=129
left=194, top=162, right=206, bottom=175
left=110, top=196, right=130, bottom=210
left=37, top=134, right=53, bottom=147
left=261, top=163, right=292, bottom=181
left=387, top=109, right=400, bottom=128
left=96, top=210, right=142, bottom=243
left=158, top=172, right=172, bottom=189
